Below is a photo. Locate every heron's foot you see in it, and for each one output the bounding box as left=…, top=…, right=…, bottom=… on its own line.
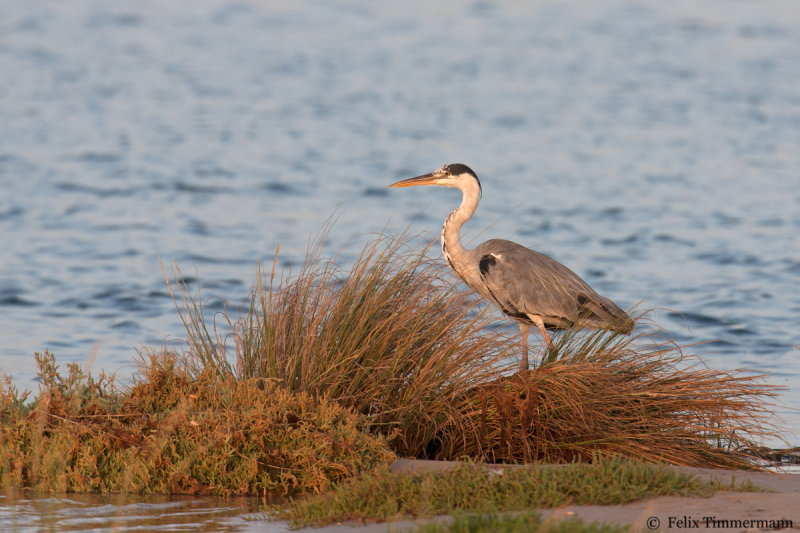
left=539, top=339, right=559, bottom=366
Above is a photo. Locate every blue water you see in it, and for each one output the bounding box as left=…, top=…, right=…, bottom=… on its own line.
left=1, top=0, right=799, bottom=454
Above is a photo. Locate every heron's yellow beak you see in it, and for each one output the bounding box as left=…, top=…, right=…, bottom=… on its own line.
left=389, top=172, right=440, bottom=188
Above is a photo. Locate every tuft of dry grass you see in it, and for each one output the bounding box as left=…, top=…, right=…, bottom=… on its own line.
left=0, top=351, right=393, bottom=496
left=438, top=327, right=783, bottom=467
left=170, top=232, right=518, bottom=457
left=169, top=231, right=783, bottom=469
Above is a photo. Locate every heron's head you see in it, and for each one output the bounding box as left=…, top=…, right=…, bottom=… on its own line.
left=390, top=163, right=481, bottom=194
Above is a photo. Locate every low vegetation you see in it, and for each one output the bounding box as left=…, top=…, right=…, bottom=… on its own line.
left=275, top=457, right=765, bottom=528
left=413, top=512, right=629, bottom=533
left=0, top=351, right=393, bottom=496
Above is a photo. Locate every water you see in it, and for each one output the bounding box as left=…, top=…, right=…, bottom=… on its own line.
left=0, top=491, right=278, bottom=532
left=1, top=0, right=799, bottom=526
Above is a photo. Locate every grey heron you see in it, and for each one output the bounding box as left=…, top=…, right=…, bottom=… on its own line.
left=390, top=163, right=634, bottom=371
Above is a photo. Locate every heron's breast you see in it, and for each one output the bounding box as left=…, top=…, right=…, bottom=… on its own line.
left=441, top=237, right=470, bottom=285
left=442, top=243, right=463, bottom=281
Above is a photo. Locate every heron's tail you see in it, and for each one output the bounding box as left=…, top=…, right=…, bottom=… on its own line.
left=613, top=313, right=635, bottom=335
left=576, top=294, right=634, bottom=334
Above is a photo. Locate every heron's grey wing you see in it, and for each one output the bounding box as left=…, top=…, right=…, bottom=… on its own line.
left=474, top=239, right=632, bottom=331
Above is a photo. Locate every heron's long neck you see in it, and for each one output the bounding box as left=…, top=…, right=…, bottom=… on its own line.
left=441, top=180, right=480, bottom=275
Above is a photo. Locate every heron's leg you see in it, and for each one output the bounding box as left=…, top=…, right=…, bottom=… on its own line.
left=518, top=322, right=530, bottom=371
left=530, top=315, right=553, bottom=350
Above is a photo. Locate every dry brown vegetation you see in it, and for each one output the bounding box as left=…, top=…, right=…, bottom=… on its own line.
left=171, top=233, right=519, bottom=458
left=172, top=231, right=782, bottom=469
left=442, top=332, right=780, bottom=467
left=0, top=351, right=393, bottom=496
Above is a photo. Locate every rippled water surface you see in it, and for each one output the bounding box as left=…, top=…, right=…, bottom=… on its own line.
left=1, top=0, right=799, bottom=526
left=0, top=491, right=277, bottom=532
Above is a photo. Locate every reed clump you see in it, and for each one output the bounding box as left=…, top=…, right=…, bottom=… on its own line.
left=172, top=231, right=782, bottom=469
left=0, top=351, right=393, bottom=496
left=172, top=232, right=518, bottom=458
left=439, top=328, right=781, bottom=467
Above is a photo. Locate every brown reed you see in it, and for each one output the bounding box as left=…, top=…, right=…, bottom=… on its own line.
left=169, top=231, right=783, bottom=468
